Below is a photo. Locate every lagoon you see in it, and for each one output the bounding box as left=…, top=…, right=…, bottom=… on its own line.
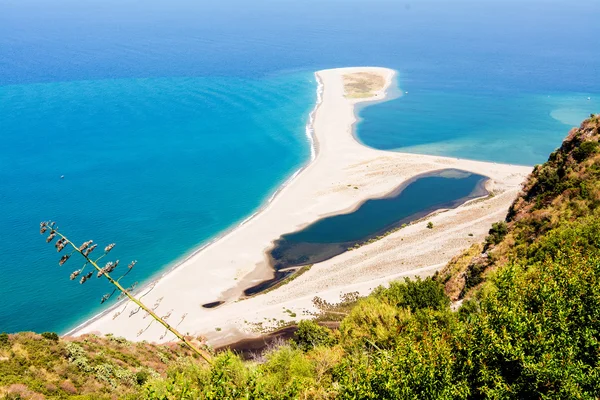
left=244, top=169, right=487, bottom=295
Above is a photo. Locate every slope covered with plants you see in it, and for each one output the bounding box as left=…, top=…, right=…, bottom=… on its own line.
left=440, top=114, right=600, bottom=299
left=0, top=332, right=198, bottom=399
left=2, top=116, right=600, bottom=399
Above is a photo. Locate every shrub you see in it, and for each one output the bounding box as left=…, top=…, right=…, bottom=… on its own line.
left=64, top=342, right=92, bottom=373
left=373, top=277, right=450, bottom=312
left=107, top=335, right=128, bottom=345
left=64, top=342, right=86, bottom=361
left=335, top=310, right=466, bottom=399
left=463, top=260, right=488, bottom=292
left=293, top=320, right=336, bottom=351
left=462, top=230, right=600, bottom=397
left=135, top=370, right=149, bottom=386
left=457, top=299, right=480, bottom=321
left=0, top=332, right=8, bottom=347
left=573, top=140, right=599, bottom=161
left=41, top=332, right=59, bottom=341
left=94, top=363, right=135, bottom=387
left=485, top=221, right=508, bottom=247
left=427, top=221, right=434, bottom=229
left=340, top=297, right=409, bottom=349
left=59, top=380, right=77, bottom=395
left=258, top=345, right=315, bottom=396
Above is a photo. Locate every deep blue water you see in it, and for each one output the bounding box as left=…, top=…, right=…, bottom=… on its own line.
left=1, top=0, right=600, bottom=334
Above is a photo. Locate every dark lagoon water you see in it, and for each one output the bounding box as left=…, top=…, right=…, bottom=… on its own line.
left=244, top=170, right=487, bottom=295
left=1, top=0, right=599, bottom=333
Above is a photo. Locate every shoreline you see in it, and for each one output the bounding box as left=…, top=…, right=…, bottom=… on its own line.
left=65, top=74, right=326, bottom=337
left=256, top=169, right=490, bottom=291
left=70, top=67, right=531, bottom=344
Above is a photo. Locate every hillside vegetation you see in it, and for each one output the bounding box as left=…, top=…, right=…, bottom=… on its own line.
left=2, top=116, right=600, bottom=399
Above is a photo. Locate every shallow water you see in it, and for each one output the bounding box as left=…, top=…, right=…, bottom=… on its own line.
left=356, top=91, right=600, bottom=165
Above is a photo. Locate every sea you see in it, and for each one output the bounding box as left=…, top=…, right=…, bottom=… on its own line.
left=1, top=0, right=599, bottom=334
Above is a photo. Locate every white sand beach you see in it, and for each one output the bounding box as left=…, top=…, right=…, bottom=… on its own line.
left=72, top=67, right=531, bottom=346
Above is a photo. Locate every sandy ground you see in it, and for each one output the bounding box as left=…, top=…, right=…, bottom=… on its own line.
left=72, top=67, right=531, bottom=346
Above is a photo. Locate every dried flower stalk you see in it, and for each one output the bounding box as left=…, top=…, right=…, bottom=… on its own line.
left=39, top=221, right=211, bottom=363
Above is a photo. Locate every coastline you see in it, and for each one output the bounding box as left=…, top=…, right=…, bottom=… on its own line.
left=65, top=74, right=325, bottom=337
left=259, top=169, right=490, bottom=287
left=70, top=67, right=531, bottom=345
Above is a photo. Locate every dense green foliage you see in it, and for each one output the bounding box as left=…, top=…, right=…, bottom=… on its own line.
left=372, top=276, right=449, bottom=312
left=2, top=116, right=600, bottom=399
left=292, top=320, right=337, bottom=351
left=41, top=332, right=59, bottom=342
left=484, top=221, right=507, bottom=247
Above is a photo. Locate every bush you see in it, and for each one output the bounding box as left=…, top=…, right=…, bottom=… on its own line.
left=340, top=297, right=409, bottom=349
left=485, top=221, right=508, bottom=247
left=135, top=370, right=149, bottom=386
left=64, top=342, right=86, bottom=361
left=335, top=309, right=466, bottom=399
left=461, top=225, right=600, bottom=397
left=94, top=363, right=135, bottom=387
left=573, top=140, right=599, bottom=161
left=373, top=277, right=450, bottom=312
left=0, top=332, right=8, bottom=347
left=457, top=299, right=480, bottom=321
left=427, top=221, right=434, bottom=229
left=145, top=351, right=254, bottom=399
left=258, top=345, right=315, bottom=396
left=41, top=332, right=59, bottom=341
left=293, top=320, right=335, bottom=351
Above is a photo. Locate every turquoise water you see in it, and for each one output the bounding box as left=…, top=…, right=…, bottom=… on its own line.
left=0, top=74, right=316, bottom=333
left=1, top=0, right=600, bottom=333
left=357, top=91, right=600, bottom=165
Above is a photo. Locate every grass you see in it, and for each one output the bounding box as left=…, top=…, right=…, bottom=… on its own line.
left=0, top=332, right=198, bottom=399
left=343, top=72, right=386, bottom=98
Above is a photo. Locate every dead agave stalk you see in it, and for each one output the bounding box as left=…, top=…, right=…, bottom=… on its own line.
left=40, top=221, right=212, bottom=364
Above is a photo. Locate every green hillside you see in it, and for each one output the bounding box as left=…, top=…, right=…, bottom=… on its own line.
left=2, top=115, right=600, bottom=399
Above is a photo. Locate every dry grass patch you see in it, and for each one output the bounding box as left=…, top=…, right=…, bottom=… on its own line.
left=343, top=72, right=386, bottom=98
left=437, top=243, right=484, bottom=301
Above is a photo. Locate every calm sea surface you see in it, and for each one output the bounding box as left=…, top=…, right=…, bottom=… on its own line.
left=1, top=0, right=599, bottom=333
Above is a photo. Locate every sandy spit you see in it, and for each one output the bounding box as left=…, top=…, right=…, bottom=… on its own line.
left=71, top=67, right=531, bottom=346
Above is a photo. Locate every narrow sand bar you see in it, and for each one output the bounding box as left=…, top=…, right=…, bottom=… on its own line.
left=73, top=67, right=531, bottom=345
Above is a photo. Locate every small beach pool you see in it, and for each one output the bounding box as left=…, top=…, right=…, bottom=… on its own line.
left=244, top=169, right=487, bottom=295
